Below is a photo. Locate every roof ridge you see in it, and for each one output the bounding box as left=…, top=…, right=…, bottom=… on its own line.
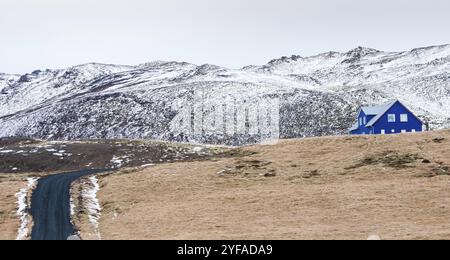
left=360, top=100, right=397, bottom=116
left=365, top=100, right=398, bottom=127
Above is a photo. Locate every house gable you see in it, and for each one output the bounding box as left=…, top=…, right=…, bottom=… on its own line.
left=349, top=109, right=372, bottom=134
left=349, top=100, right=423, bottom=135
left=366, top=100, right=423, bottom=127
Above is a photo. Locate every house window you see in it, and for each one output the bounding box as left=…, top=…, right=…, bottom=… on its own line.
left=363, top=117, right=366, bottom=125
left=400, top=114, right=408, bottom=122
left=381, top=129, right=386, bottom=134
left=388, top=114, right=396, bottom=122
left=401, top=130, right=407, bottom=133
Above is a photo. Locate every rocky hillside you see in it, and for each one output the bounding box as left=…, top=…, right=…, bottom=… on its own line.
left=0, top=45, right=449, bottom=145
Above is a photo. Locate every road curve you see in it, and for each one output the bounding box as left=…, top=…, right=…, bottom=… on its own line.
left=30, top=169, right=108, bottom=240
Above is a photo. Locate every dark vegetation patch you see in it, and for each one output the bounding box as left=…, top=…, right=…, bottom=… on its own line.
left=423, top=165, right=450, bottom=178
left=218, top=159, right=276, bottom=178
left=0, top=138, right=249, bottom=173
left=0, top=137, right=40, bottom=147
left=287, top=169, right=321, bottom=181
left=432, top=137, right=446, bottom=143
left=346, top=150, right=425, bottom=170
left=345, top=149, right=450, bottom=178
left=302, top=170, right=321, bottom=179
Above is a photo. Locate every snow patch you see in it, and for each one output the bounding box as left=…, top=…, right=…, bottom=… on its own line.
left=110, top=155, right=130, bottom=168
left=67, top=234, right=81, bottom=240
left=110, top=156, right=123, bottom=168
left=52, top=151, right=72, bottom=157
left=15, top=177, right=39, bottom=240
left=70, top=195, right=75, bottom=217
left=367, top=234, right=382, bottom=240
left=193, top=147, right=203, bottom=153
left=82, top=176, right=102, bottom=240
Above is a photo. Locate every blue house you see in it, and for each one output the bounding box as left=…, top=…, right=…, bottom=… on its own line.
left=349, top=100, right=423, bottom=135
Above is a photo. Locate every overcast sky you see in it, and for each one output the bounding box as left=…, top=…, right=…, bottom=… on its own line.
left=1, top=0, right=449, bottom=74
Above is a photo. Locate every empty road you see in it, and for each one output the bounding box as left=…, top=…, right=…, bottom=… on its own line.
left=30, top=169, right=107, bottom=240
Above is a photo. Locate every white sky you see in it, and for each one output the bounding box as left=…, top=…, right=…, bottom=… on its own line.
left=1, top=0, right=449, bottom=74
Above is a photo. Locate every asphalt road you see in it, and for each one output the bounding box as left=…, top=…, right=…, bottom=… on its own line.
left=30, top=169, right=107, bottom=240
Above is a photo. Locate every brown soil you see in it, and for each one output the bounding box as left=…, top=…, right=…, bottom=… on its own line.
left=93, top=130, right=450, bottom=240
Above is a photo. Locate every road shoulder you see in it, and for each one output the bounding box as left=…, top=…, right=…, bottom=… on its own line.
left=0, top=174, right=27, bottom=240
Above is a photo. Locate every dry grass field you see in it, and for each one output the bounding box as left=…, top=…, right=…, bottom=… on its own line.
left=92, top=130, right=450, bottom=240
left=0, top=175, right=28, bottom=240
left=1, top=131, right=450, bottom=240
left=0, top=172, right=56, bottom=240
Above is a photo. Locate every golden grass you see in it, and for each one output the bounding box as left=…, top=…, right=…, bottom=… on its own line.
left=0, top=172, right=55, bottom=240
left=0, top=178, right=26, bottom=240
left=93, top=130, right=450, bottom=240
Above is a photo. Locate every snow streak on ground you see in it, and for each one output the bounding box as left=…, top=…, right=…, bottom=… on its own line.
left=82, top=176, right=102, bottom=240
left=70, top=194, right=75, bottom=217
left=15, top=177, right=39, bottom=240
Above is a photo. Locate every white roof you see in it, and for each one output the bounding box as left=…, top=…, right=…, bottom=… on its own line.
left=348, top=100, right=397, bottom=132
left=365, top=101, right=398, bottom=127
left=361, top=102, right=393, bottom=115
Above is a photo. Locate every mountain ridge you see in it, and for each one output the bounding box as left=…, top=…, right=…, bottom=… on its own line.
left=1, top=44, right=449, bottom=145
left=4, top=44, right=450, bottom=76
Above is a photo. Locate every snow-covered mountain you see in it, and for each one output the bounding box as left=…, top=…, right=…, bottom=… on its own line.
left=1, top=45, right=449, bottom=145
left=0, top=63, right=133, bottom=117
left=0, top=73, right=20, bottom=95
